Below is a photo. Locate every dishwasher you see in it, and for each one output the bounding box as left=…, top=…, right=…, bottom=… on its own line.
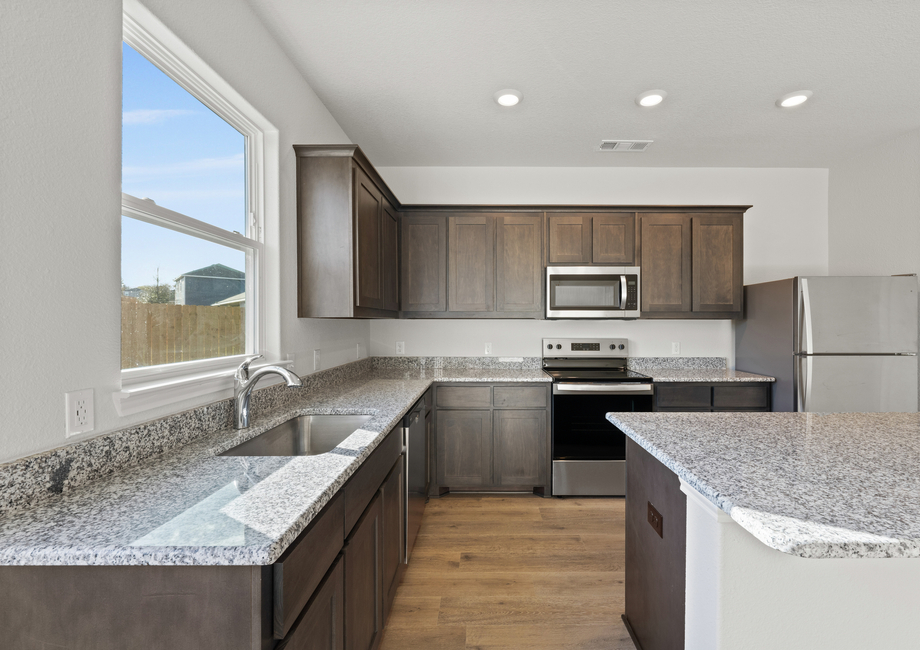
left=403, top=396, right=428, bottom=562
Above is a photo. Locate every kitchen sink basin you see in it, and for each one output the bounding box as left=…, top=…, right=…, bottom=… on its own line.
left=219, top=414, right=373, bottom=457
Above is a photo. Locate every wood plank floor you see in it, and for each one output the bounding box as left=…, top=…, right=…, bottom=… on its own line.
left=379, top=493, right=635, bottom=650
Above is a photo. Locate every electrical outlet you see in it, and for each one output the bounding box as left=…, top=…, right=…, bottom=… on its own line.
left=395, top=341, right=405, bottom=355
left=313, top=349, right=321, bottom=371
left=671, top=342, right=681, bottom=355
left=484, top=342, right=492, bottom=355
left=65, top=389, right=94, bottom=437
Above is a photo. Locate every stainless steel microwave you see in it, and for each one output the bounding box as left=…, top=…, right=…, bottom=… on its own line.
left=546, top=266, right=640, bottom=319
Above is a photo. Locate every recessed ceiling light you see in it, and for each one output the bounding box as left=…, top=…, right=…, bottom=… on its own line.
left=776, top=90, right=813, bottom=108
left=494, top=89, right=522, bottom=107
left=636, top=90, right=667, bottom=107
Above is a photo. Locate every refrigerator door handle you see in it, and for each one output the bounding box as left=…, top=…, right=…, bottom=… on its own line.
left=801, top=278, right=814, bottom=354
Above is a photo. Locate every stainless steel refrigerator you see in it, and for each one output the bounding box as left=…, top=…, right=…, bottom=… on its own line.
left=735, top=276, right=918, bottom=412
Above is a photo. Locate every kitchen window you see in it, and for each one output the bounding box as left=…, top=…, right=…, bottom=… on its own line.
left=116, top=1, right=280, bottom=415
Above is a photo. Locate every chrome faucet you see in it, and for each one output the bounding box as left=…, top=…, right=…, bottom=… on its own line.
left=233, top=355, right=303, bottom=429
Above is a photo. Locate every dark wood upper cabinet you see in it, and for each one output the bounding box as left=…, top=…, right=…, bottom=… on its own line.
left=547, top=214, right=592, bottom=264
left=294, top=145, right=398, bottom=319
left=448, top=214, right=495, bottom=313
left=692, top=214, right=742, bottom=314
left=547, top=212, right=636, bottom=265
left=400, top=214, right=447, bottom=313
left=495, top=213, right=543, bottom=314
left=640, top=213, right=693, bottom=313
left=640, top=211, right=745, bottom=319
left=354, top=166, right=384, bottom=311
left=593, top=213, right=636, bottom=265
left=381, top=198, right=399, bottom=312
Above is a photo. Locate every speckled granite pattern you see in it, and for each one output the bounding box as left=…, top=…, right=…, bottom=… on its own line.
left=0, top=357, right=375, bottom=515
left=607, top=412, right=920, bottom=559
left=627, top=356, right=726, bottom=370
left=374, top=356, right=542, bottom=370
left=0, top=366, right=549, bottom=566
left=644, top=369, right=774, bottom=382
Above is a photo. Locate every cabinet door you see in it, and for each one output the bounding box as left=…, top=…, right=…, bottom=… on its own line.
left=493, top=409, right=547, bottom=487
left=381, top=199, right=399, bottom=312
left=354, top=166, right=384, bottom=310
left=640, top=214, right=692, bottom=313
left=593, top=213, right=636, bottom=265
left=437, top=410, right=492, bottom=487
left=692, top=214, right=743, bottom=314
left=380, top=457, right=404, bottom=622
left=496, top=214, right=543, bottom=314
left=344, top=492, right=382, bottom=650
left=280, top=555, right=344, bottom=650
left=401, top=215, right=447, bottom=313
left=547, top=214, right=592, bottom=264
left=448, top=214, right=494, bottom=312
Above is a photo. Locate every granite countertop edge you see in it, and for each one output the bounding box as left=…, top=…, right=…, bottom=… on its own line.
left=609, top=414, right=920, bottom=559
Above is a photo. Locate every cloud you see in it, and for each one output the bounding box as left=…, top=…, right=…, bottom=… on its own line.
left=123, top=153, right=245, bottom=179
left=123, top=109, right=196, bottom=125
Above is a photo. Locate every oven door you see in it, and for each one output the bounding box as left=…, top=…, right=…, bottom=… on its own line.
left=551, top=383, right=653, bottom=461
left=546, top=267, right=640, bottom=318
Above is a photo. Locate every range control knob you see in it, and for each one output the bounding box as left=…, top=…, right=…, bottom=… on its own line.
left=610, top=344, right=616, bottom=350
left=547, top=344, right=553, bottom=350
left=556, top=344, right=562, bottom=349
left=619, top=344, right=626, bottom=350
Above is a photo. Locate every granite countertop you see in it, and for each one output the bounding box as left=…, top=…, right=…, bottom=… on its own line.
left=607, top=411, right=920, bottom=559
left=0, top=367, right=549, bottom=566
left=643, top=369, right=774, bottom=383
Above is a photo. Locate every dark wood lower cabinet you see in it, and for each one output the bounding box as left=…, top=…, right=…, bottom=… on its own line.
left=278, top=556, right=344, bottom=650
left=380, top=457, right=405, bottom=621
left=437, top=409, right=493, bottom=487
left=654, top=382, right=772, bottom=412
left=624, top=437, right=686, bottom=650
left=493, top=409, right=547, bottom=486
left=344, top=491, right=384, bottom=650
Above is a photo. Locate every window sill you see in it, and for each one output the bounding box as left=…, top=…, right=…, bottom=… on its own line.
left=113, top=358, right=293, bottom=417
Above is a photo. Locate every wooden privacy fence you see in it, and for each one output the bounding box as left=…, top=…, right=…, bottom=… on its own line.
left=121, top=297, right=244, bottom=369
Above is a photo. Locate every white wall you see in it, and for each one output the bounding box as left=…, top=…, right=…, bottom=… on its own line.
left=828, top=129, right=920, bottom=277
left=0, top=0, right=367, bottom=464
left=371, top=166, right=829, bottom=363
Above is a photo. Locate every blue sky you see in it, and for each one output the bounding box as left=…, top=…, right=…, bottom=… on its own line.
left=122, top=42, right=246, bottom=288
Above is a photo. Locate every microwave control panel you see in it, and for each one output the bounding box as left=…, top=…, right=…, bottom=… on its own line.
left=625, top=278, right=638, bottom=310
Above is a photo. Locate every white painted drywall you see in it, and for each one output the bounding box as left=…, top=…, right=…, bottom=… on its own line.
left=0, top=0, right=367, bottom=464
left=370, top=166, right=829, bottom=364
left=683, top=481, right=920, bottom=649
left=828, top=128, right=920, bottom=278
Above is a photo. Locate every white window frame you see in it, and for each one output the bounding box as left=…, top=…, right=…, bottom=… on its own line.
left=116, top=0, right=283, bottom=416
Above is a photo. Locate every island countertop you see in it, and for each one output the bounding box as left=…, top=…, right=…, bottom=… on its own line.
left=607, top=411, right=920, bottom=559
left=0, top=366, right=549, bottom=566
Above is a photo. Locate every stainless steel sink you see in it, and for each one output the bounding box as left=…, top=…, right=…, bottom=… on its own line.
left=219, top=415, right=373, bottom=457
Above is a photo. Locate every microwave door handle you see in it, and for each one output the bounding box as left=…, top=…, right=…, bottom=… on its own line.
left=620, top=275, right=627, bottom=309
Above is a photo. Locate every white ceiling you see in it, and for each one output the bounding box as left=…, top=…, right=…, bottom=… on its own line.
left=246, top=0, right=920, bottom=168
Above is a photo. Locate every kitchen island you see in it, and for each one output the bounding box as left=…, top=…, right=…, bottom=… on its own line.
left=608, top=411, right=920, bottom=650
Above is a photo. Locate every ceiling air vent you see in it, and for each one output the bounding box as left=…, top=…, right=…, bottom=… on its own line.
left=597, top=140, right=653, bottom=152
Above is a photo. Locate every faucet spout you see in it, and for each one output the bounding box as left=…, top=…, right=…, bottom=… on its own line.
left=233, top=356, right=303, bottom=429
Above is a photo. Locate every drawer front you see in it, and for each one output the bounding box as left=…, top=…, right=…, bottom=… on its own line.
left=274, top=492, right=345, bottom=639
left=277, top=554, right=344, bottom=650
left=437, top=386, right=492, bottom=409
left=493, top=386, right=548, bottom=408
left=656, top=385, right=711, bottom=409
left=344, top=427, right=402, bottom=535
left=713, top=385, right=769, bottom=409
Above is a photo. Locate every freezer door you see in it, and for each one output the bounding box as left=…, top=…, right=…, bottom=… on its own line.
left=797, top=276, right=918, bottom=354
left=796, top=354, right=918, bottom=412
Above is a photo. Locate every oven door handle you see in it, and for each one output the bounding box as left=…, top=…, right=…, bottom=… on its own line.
left=553, top=383, right=653, bottom=395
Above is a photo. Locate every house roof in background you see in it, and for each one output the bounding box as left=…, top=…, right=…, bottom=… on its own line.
left=245, top=0, right=920, bottom=168
left=177, top=263, right=245, bottom=279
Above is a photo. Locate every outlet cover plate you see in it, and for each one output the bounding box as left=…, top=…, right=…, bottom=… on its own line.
left=65, top=389, right=94, bottom=437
